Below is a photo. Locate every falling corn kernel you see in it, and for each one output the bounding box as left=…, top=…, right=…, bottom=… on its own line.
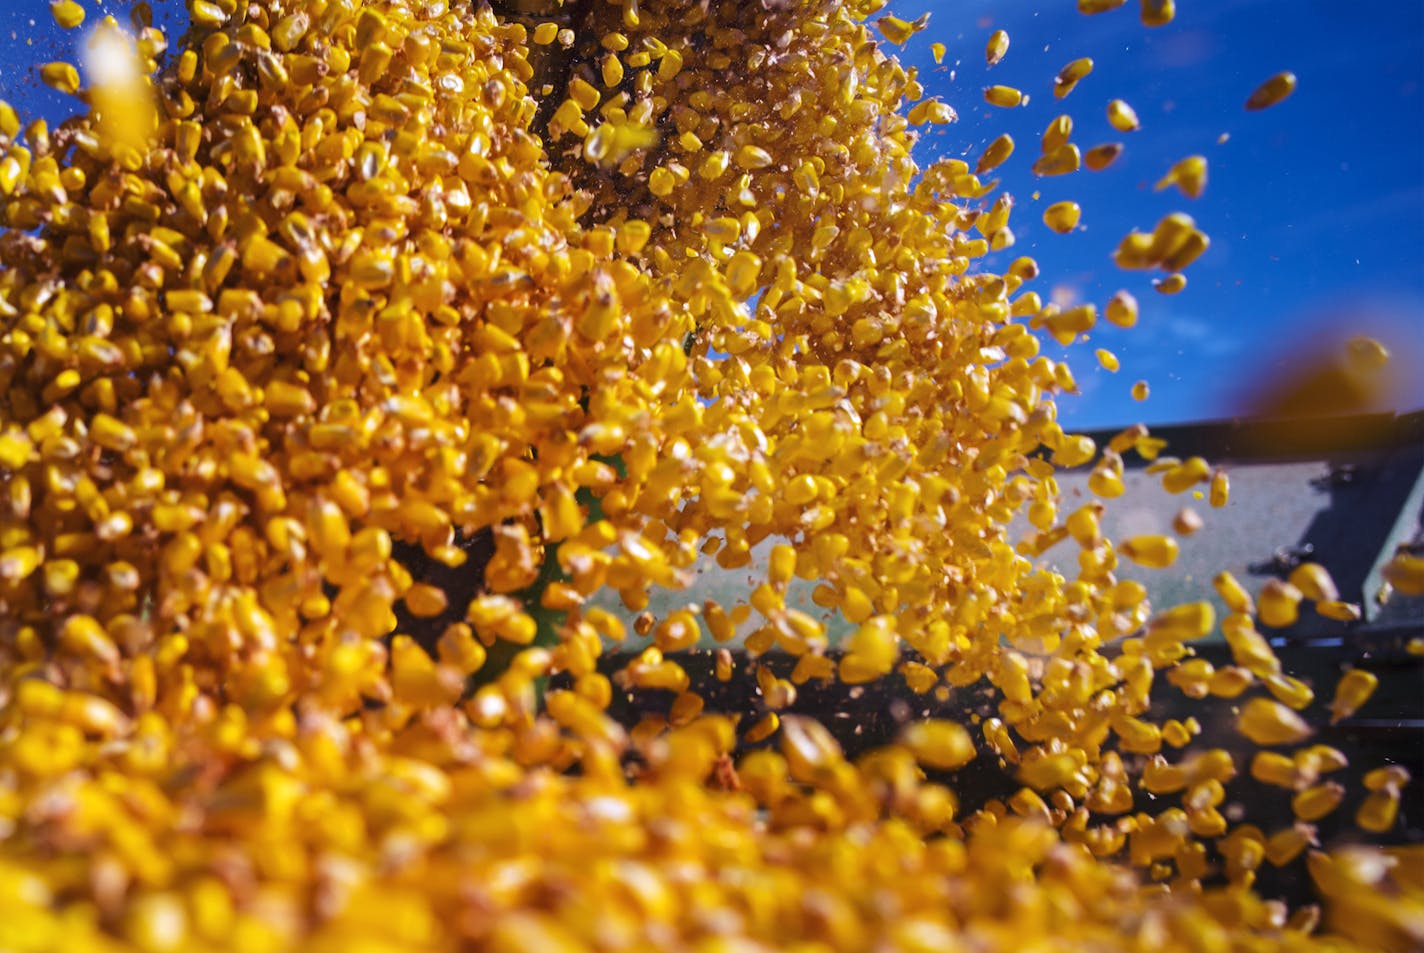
left=1381, top=551, right=1424, bottom=595
left=1132, top=380, right=1151, bottom=401
left=931, top=42, right=946, bottom=64
left=1157, top=155, right=1208, bottom=199
left=1246, top=71, right=1298, bottom=111
left=1054, top=58, right=1094, bottom=99
left=1085, top=142, right=1124, bottom=171
left=976, top=134, right=1015, bottom=174
left=1095, top=348, right=1120, bottom=372
left=876, top=12, right=929, bottom=45
left=1258, top=579, right=1304, bottom=628
left=986, top=30, right=1010, bottom=66
left=899, top=719, right=977, bottom=771
left=1107, top=99, right=1141, bottom=132
left=1292, top=782, right=1345, bottom=822
left=1237, top=697, right=1314, bottom=746
left=1119, top=535, right=1179, bottom=569
left=1329, top=669, right=1378, bottom=724
left=1043, top=201, right=1082, bottom=233
left=1153, top=274, right=1187, bottom=295
left=39, top=61, right=82, bottom=94
left=1209, top=469, right=1230, bottom=508
left=50, top=0, right=85, bottom=28
left=1173, top=507, right=1203, bottom=536
left=985, top=85, right=1025, bottom=108
left=1140, top=0, right=1176, bottom=27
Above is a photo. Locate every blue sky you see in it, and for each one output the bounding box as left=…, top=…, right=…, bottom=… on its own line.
left=2, top=0, right=1420, bottom=427
left=887, top=0, right=1424, bottom=426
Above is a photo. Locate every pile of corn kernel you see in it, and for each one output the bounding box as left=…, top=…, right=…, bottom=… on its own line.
left=1, top=0, right=1422, bottom=950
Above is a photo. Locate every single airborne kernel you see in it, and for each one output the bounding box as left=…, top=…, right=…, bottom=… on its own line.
left=985, top=84, right=1026, bottom=108
left=1053, top=57, right=1094, bottom=98
left=1107, top=98, right=1141, bottom=132
left=1246, top=70, right=1299, bottom=110
left=986, top=29, right=1010, bottom=66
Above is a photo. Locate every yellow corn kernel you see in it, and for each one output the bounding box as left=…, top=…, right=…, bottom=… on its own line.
left=1031, top=143, right=1081, bottom=177
left=1213, top=571, right=1255, bottom=615
left=1095, top=349, right=1119, bottom=373
left=1329, top=668, right=1378, bottom=724
left=744, top=712, right=779, bottom=744
left=1156, top=154, right=1207, bottom=199
left=1103, top=290, right=1138, bottom=329
left=1107, top=99, right=1141, bottom=132
left=1053, top=58, right=1094, bottom=99
left=985, top=29, right=1010, bottom=66
left=1141, top=0, right=1175, bottom=26
left=1381, top=551, right=1424, bottom=595
left=876, top=12, right=928, bottom=44
left=1209, top=469, right=1230, bottom=507
left=190, top=0, right=226, bottom=26
left=734, top=144, right=773, bottom=170
left=1153, top=273, right=1187, bottom=295
left=532, top=21, right=558, bottom=45
left=1251, top=751, right=1303, bottom=790
left=1287, top=562, right=1338, bottom=603
left=931, top=42, right=946, bottom=64
left=50, top=0, right=85, bottom=29
left=1356, top=789, right=1400, bottom=833
left=1264, top=824, right=1316, bottom=866
left=40, top=62, right=81, bottom=95
left=1042, top=201, right=1081, bottom=234
left=1246, top=71, right=1298, bottom=111
left=899, top=719, right=977, bottom=771
left=1264, top=673, right=1314, bottom=710
left=1258, top=579, right=1303, bottom=628
left=1316, top=599, right=1361, bottom=622
left=1292, top=782, right=1345, bottom=822
left=1119, top=535, right=1179, bottom=569
left=984, top=85, right=1025, bottom=109
left=1237, top=697, right=1313, bottom=746
left=1364, top=765, right=1409, bottom=792
left=975, top=134, right=1015, bottom=174
left=1085, top=142, right=1124, bottom=171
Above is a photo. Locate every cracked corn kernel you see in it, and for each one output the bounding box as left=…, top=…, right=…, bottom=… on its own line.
left=1246, top=71, right=1298, bottom=110
left=1107, top=99, right=1141, bottom=132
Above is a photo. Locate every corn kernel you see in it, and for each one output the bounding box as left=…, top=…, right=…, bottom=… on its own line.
left=1246, top=71, right=1298, bottom=111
